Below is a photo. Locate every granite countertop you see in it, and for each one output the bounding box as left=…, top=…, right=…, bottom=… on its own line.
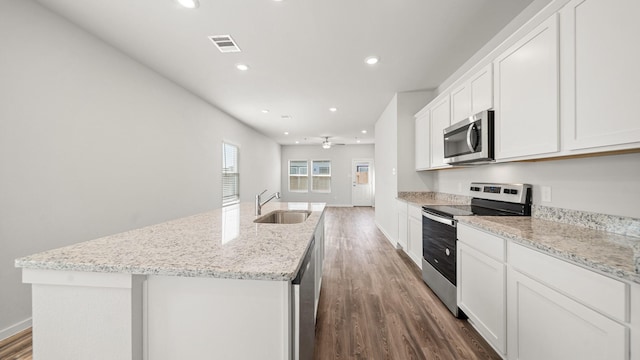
left=456, top=216, right=640, bottom=284
left=397, top=192, right=471, bottom=206
left=15, top=202, right=326, bottom=281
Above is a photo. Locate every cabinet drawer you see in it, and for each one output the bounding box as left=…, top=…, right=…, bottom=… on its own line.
left=509, top=242, right=628, bottom=322
left=408, top=204, right=422, bottom=219
left=457, top=223, right=505, bottom=262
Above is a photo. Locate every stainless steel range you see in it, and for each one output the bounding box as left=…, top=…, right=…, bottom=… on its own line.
left=421, top=182, right=532, bottom=317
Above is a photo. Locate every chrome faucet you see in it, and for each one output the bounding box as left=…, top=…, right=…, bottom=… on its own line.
left=255, top=189, right=281, bottom=216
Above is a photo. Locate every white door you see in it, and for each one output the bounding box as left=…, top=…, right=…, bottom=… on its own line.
left=352, top=159, right=373, bottom=206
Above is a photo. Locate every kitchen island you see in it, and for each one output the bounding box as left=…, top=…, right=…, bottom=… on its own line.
left=15, top=202, right=326, bottom=360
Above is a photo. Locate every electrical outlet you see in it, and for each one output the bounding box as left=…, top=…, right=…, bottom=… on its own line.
left=541, top=186, right=552, bottom=202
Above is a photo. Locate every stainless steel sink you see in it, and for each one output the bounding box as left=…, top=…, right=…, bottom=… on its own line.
left=254, top=210, right=312, bottom=224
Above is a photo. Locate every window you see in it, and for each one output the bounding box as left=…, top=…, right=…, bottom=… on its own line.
left=289, top=160, right=308, bottom=192
left=222, top=142, right=239, bottom=206
left=312, top=160, right=331, bottom=192
left=356, top=164, right=369, bottom=184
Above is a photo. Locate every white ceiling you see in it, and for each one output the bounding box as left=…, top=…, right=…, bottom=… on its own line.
left=36, top=0, right=533, bottom=146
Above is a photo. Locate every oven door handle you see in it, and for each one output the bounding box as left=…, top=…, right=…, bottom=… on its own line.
left=422, top=211, right=457, bottom=227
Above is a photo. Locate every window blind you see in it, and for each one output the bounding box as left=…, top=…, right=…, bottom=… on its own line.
left=222, top=143, right=239, bottom=206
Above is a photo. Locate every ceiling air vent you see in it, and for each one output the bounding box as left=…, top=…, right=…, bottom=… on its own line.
left=208, top=35, right=241, bottom=53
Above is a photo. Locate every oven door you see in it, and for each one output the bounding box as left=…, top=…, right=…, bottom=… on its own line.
left=422, top=210, right=457, bottom=285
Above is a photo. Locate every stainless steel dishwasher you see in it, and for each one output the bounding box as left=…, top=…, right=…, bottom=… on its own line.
left=292, top=238, right=316, bottom=360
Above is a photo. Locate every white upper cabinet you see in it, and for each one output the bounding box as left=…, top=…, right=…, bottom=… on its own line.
left=451, top=64, right=494, bottom=124
left=430, top=96, right=451, bottom=168
left=451, top=84, right=472, bottom=124
left=470, top=64, right=493, bottom=115
left=561, top=0, right=640, bottom=151
left=415, top=110, right=430, bottom=170
left=494, top=14, right=560, bottom=160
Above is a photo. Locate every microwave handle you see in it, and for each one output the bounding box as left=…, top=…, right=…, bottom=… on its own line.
left=466, top=123, right=477, bottom=152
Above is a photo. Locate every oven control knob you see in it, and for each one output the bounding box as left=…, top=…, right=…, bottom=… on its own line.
left=445, top=248, right=450, bottom=256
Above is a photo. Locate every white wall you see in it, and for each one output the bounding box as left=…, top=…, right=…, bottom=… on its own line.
left=374, top=92, right=436, bottom=243
left=432, top=153, right=640, bottom=218
left=374, top=95, right=399, bottom=241
left=280, top=144, right=374, bottom=206
left=0, top=0, right=280, bottom=337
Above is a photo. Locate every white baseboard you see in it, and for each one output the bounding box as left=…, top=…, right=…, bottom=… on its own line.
left=375, top=221, right=398, bottom=248
left=0, top=318, right=32, bottom=341
left=326, top=204, right=354, bottom=208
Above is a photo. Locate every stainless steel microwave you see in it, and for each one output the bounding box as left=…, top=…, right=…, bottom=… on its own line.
left=443, top=110, right=494, bottom=165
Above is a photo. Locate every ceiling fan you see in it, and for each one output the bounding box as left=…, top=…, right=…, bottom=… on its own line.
left=319, top=136, right=346, bottom=149
left=321, top=137, right=332, bottom=149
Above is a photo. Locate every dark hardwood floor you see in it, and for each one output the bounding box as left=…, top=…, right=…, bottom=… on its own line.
left=314, top=207, right=500, bottom=360
left=0, top=207, right=500, bottom=360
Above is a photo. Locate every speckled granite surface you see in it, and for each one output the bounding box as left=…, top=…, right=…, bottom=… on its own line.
left=15, top=202, right=325, bottom=281
left=457, top=216, right=640, bottom=284
left=533, top=205, right=640, bottom=238
left=397, top=192, right=471, bottom=206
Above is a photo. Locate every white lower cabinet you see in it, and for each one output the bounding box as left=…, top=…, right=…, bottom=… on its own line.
left=458, top=243, right=506, bottom=354
left=314, top=213, right=325, bottom=317
left=507, top=268, right=627, bottom=360
left=396, top=200, right=408, bottom=250
left=457, top=224, right=506, bottom=355
left=458, top=224, right=635, bottom=360
left=407, top=204, right=423, bottom=269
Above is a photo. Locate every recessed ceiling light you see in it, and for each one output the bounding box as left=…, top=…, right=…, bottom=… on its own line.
left=361, top=130, right=367, bottom=134
left=365, top=56, right=379, bottom=65
left=284, top=132, right=289, bottom=135
left=295, top=140, right=299, bottom=144
left=329, top=107, right=337, bottom=112
left=261, top=109, right=269, bottom=114
left=176, top=0, right=199, bottom=9
left=236, top=64, right=249, bottom=71
left=356, top=139, right=361, bottom=143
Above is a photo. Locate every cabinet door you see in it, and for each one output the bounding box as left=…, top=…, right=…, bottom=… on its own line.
left=430, top=96, right=451, bottom=168
left=451, top=84, right=472, bottom=123
left=458, top=243, right=506, bottom=354
left=415, top=113, right=430, bottom=170
left=451, top=64, right=494, bottom=124
left=314, top=216, right=325, bottom=317
left=470, top=64, right=493, bottom=114
left=397, top=201, right=408, bottom=250
left=408, top=214, right=422, bottom=269
left=561, top=0, right=640, bottom=150
left=507, top=269, right=627, bottom=360
left=494, top=14, right=559, bottom=160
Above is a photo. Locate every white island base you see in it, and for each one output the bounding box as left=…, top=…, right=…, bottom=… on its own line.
left=24, top=269, right=295, bottom=360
